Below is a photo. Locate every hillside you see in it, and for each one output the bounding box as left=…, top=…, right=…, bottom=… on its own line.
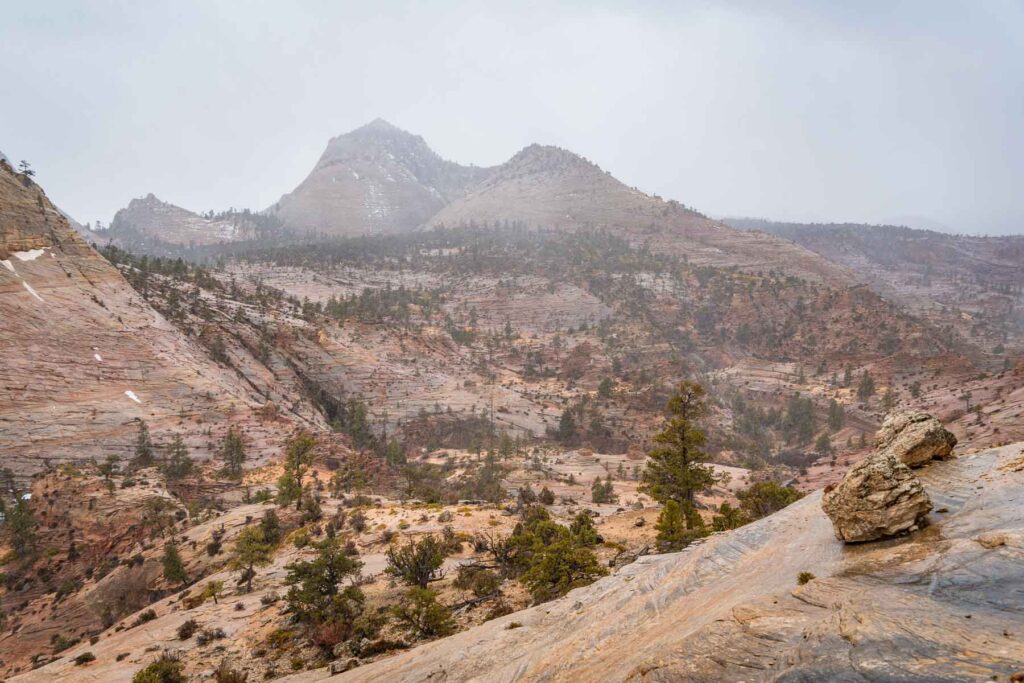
left=280, top=441, right=1024, bottom=682
left=726, top=218, right=1024, bottom=357
left=269, top=119, right=491, bottom=236
left=431, top=145, right=856, bottom=285
left=0, top=158, right=310, bottom=480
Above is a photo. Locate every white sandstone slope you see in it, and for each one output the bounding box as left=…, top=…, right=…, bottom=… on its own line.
left=283, top=442, right=1024, bottom=683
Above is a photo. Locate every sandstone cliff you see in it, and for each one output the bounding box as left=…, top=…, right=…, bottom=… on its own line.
left=0, top=159, right=301, bottom=478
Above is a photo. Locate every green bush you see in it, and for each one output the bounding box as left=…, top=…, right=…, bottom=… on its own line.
left=133, top=653, right=185, bottom=683
left=392, top=588, right=455, bottom=639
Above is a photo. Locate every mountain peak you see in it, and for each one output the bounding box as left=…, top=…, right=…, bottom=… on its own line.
left=503, top=143, right=603, bottom=177
left=359, top=117, right=402, bottom=133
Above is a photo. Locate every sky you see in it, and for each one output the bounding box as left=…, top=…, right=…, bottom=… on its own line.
left=1, top=1, right=1022, bottom=235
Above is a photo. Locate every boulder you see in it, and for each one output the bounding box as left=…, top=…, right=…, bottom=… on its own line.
left=822, top=451, right=932, bottom=542
left=875, top=411, right=957, bottom=467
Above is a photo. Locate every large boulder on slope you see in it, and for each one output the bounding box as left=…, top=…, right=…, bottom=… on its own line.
left=822, top=451, right=932, bottom=542
left=875, top=411, right=957, bottom=467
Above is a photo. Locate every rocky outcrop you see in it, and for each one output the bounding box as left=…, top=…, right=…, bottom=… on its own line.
left=875, top=411, right=957, bottom=467
left=821, top=451, right=932, bottom=542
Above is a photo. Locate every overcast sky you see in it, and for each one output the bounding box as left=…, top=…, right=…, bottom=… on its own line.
left=1, top=1, right=1021, bottom=234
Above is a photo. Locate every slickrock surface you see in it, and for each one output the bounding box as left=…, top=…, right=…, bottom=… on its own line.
left=280, top=443, right=1024, bottom=683
left=876, top=410, right=957, bottom=467
left=821, top=451, right=932, bottom=542
left=0, top=159, right=302, bottom=478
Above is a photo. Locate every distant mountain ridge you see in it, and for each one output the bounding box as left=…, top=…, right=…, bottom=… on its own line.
left=107, top=120, right=853, bottom=283
left=725, top=217, right=1024, bottom=352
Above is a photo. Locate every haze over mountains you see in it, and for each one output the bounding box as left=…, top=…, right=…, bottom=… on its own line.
left=3, top=118, right=1024, bottom=683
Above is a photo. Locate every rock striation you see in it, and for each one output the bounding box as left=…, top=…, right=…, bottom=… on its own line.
left=876, top=410, right=957, bottom=467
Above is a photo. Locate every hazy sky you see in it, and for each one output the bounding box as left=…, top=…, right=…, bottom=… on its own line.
left=2, top=1, right=1022, bottom=234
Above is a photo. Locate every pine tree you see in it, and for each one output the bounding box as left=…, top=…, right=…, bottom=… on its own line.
left=641, top=382, right=716, bottom=505
left=133, top=420, right=155, bottom=467
left=162, top=541, right=189, bottom=586
left=220, top=427, right=246, bottom=478
left=7, top=496, right=37, bottom=559
left=277, top=432, right=317, bottom=509
left=162, top=435, right=194, bottom=480
left=655, top=500, right=689, bottom=551
left=556, top=410, right=577, bottom=445
left=230, top=525, right=274, bottom=592
left=827, top=399, right=845, bottom=432
left=857, top=372, right=876, bottom=401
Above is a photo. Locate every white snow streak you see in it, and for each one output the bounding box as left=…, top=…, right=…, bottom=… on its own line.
left=94, top=353, right=103, bottom=362
left=124, top=390, right=142, bottom=403
left=1, top=259, right=13, bottom=273
left=22, top=281, right=44, bottom=302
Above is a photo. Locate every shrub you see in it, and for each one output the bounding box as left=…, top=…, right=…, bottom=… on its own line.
left=521, top=536, right=607, bottom=603
left=196, top=627, right=226, bottom=646
left=385, top=536, right=447, bottom=588
left=453, top=566, right=501, bottom=598
left=392, top=588, right=455, bottom=639
left=797, top=571, right=815, bottom=585
left=738, top=482, right=802, bottom=519
left=177, top=619, right=199, bottom=640
left=130, top=609, right=158, bottom=628
left=537, top=487, right=555, bottom=505
left=661, top=500, right=709, bottom=551
left=569, top=512, right=600, bottom=547
left=73, top=651, right=96, bottom=665
left=214, top=660, right=249, bottom=683
left=133, top=653, right=186, bottom=683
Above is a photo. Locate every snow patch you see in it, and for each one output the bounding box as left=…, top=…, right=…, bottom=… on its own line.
left=1, top=260, right=13, bottom=273
left=124, top=390, right=142, bottom=403
left=352, top=171, right=360, bottom=180
left=94, top=353, right=103, bottom=362
left=13, top=248, right=47, bottom=261
left=22, top=281, right=44, bottom=302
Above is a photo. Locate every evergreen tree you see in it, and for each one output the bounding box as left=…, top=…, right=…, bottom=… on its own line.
left=230, top=525, right=274, bottom=592
left=857, top=371, right=876, bottom=401
left=133, top=419, right=155, bottom=467
left=162, top=541, right=188, bottom=586
left=385, top=437, right=406, bottom=465
left=7, top=496, right=37, bottom=559
left=556, top=410, right=578, bottom=445
left=220, top=427, right=246, bottom=478
left=346, top=400, right=374, bottom=451
left=277, top=432, right=317, bottom=509
left=162, top=435, right=194, bottom=480
left=285, top=535, right=364, bottom=628
left=827, top=399, right=845, bottom=432
left=641, top=382, right=716, bottom=505
left=654, top=500, right=706, bottom=552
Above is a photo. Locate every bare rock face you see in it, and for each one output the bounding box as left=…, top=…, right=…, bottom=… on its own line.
left=821, top=451, right=932, bottom=542
left=876, top=411, right=957, bottom=467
